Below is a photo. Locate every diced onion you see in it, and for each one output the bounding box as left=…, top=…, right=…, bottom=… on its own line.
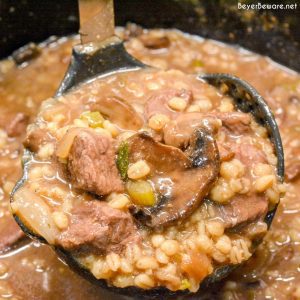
left=80, top=111, right=104, bottom=128
left=56, top=127, right=82, bottom=159
left=11, top=187, right=59, bottom=244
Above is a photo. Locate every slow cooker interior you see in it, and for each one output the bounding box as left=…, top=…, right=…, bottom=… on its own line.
left=1, top=0, right=299, bottom=71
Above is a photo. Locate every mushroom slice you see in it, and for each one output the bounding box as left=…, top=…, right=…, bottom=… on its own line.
left=90, top=96, right=143, bottom=130
left=127, top=129, right=220, bottom=227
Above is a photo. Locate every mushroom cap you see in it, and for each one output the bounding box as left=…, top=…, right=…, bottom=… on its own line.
left=128, top=129, right=220, bottom=228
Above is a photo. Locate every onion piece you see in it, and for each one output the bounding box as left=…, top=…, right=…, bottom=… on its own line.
left=11, top=187, right=58, bottom=244
left=56, top=127, right=82, bottom=159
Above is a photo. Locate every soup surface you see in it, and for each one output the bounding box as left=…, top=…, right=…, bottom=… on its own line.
left=0, top=26, right=299, bottom=299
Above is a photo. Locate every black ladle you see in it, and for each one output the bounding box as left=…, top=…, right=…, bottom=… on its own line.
left=11, top=0, right=284, bottom=298
left=56, top=0, right=145, bottom=96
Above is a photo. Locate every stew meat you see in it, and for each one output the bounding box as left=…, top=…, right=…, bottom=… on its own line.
left=67, top=129, right=124, bottom=195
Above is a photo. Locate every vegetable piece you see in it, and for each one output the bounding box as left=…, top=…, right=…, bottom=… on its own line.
left=116, top=142, right=130, bottom=180
left=80, top=111, right=104, bottom=128
left=181, top=251, right=212, bottom=282
left=11, top=187, right=59, bottom=244
left=179, top=279, right=191, bottom=290
left=56, top=128, right=82, bottom=159
left=192, top=59, right=204, bottom=68
left=126, top=180, right=156, bottom=206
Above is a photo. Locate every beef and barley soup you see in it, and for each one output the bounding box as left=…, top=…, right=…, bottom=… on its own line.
left=0, top=27, right=299, bottom=299
left=11, top=67, right=283, bottom=292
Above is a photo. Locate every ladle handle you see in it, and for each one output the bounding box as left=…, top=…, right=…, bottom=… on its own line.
left=56, top=0, right=146, bottom=96
left=79, top=0, right=115, bottom=44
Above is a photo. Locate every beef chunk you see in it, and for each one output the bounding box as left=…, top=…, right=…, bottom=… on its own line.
left=145, top=89, right=193, bottom=120
left=140, top=34, right=170, bottom=49
left=6, top=113, right=29, bottom=137
left=218, top=112, right=251, bottom=135
left=214, top=143, right=269, bottom=228
left=163, top=113, right=220, bottom=149
left=0, top=217, right=26, bottom=252
left=282, top=126, right=300, bottom=182
left=217, top=194, right=268, bottom=228
left=218, top=144, right=235, bottom=162
left=0, top=112, right=29, bottom=137
left=24, top=126, right=53, bottom=152
left=57, top=201, right=140, bottom=254
left=163, top=111, right=250, bottom=149
left=12, top=42, right=41, bottom=65
left=285, top=161, right=300, bottom=182
left=234, top=143, right=267, bottom=166
left=124, top=23, right=143, bottom=40
left=67, top=129, right=124, bottom=196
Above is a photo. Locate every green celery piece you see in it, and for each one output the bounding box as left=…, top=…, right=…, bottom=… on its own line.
left=117, top=142, right=129, bottom=180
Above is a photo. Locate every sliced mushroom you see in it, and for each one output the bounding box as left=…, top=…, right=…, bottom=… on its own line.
left=127, top=129, right=220, bottom=228
left=90, top=96, right=143, bottom=130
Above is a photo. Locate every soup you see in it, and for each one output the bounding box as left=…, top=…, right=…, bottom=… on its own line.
left=12, top=67, right=283, bottom=292
left=0, top=26, right=299, bottom=299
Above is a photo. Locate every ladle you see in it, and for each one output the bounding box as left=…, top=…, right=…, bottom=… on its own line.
left=56, top=0, right=145, bottom=96
left=11, top=0, right=284, bottom=298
